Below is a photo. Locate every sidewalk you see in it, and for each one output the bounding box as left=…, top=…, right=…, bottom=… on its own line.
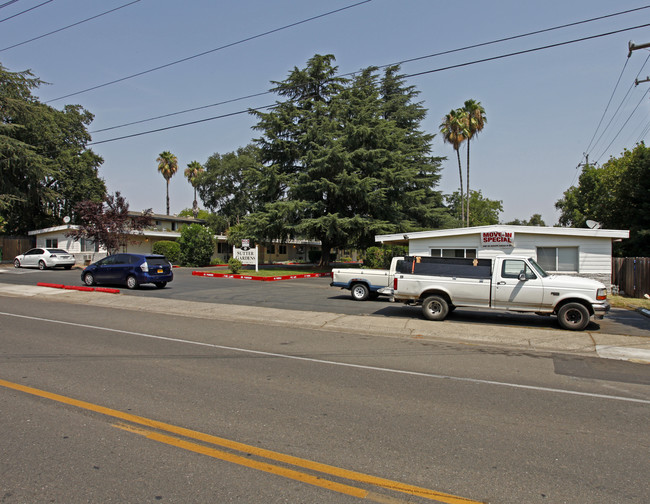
left=0, top=282, right=649, bottom=363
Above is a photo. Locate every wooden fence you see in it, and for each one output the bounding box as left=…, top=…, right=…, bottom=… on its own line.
left=612, top=257, right=650, bottom=298
left=0, top=236, right=34, bottom=262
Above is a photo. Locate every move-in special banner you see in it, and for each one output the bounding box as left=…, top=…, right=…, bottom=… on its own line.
left=481, top=230, right=514, bottom=248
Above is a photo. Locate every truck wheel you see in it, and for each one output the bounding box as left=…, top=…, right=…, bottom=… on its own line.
left=557, top=302, right=590, bottom=331
left=351, top=283, right=369, bottom=301
left=422, top=295, right=449, bottom=321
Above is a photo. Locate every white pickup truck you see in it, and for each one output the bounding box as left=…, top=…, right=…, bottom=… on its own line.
left=389, top=255, right=609, bottom=331
left=330, top=257, right=403, bottom=301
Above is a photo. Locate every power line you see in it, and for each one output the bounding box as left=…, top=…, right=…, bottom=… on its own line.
left=88, top=105, right=276, bottom=146
left=0, top=0, right=53, bottom=23
left=45, top=0, right=373, bottom=103
left=379, top=5, right=650, bottom=71
left=90, top=5, right=650, bottom=135
left=583, top=58, right=629, bottom=155
left=403, top=22, right=650, bottom=79
left=91, top=92, right=270, bottom=134
left=0, top=0, right=140, bottom=52
left=89, top=21, right=650, bottom=146
left=585, top=52, right=650, bottom=159
left=0, top=0, right=21, bottom=9
left=594, top=87, right=650, bottom=164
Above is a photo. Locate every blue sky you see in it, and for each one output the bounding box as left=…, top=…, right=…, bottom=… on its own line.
left=2, top=0, right=649, bottom=225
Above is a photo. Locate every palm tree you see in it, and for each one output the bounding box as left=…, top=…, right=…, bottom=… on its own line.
left=440, top=109, right=467, bottom=224
left=157, top=151, right=178, bottom=215
left=462, top=99, right=487, bottom=226
left=184, top=160, right=203, bottom=217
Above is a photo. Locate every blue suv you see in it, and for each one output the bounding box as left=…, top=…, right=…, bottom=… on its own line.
left=81, top=253, right=173, bottom=289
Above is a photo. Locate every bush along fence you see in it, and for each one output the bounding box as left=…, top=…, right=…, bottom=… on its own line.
left=612, top=257, right=650, bottom=298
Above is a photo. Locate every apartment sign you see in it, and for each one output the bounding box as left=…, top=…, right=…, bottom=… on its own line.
left=233, top=244, right=259, bottom=270
left=481, top=230, right=514, bottom=248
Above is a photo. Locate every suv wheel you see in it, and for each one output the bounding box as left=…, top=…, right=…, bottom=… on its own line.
left=126, top=275, right=139, bottom=290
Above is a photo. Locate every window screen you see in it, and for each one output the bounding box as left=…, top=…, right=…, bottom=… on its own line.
left=537, top=247, right=578, bottom=272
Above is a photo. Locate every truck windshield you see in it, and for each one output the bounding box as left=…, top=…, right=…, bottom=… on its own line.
left=528, top=258, right=549, bottom=278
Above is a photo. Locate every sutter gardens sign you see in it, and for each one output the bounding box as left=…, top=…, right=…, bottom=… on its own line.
left=233, top=240, right=259, bottom=271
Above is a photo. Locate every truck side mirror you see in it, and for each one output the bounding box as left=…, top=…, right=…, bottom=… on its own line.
left=518, top=272, right=527, bottom=281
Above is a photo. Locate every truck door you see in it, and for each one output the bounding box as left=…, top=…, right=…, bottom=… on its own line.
left=492, top=259, right=544, bottom=310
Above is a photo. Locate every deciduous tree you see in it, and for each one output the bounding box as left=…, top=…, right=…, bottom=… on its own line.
left=556, top=143, right=650, bottom=255
left=0, top=63, right=105, bottom=234
left=445, top=190, right=502, bottom=227
left=66, top=192, right=152, bottom=255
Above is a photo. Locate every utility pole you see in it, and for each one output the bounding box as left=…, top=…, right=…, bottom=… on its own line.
left=628, top=40, right=650, bottom=58
left=630, top=42, right=650, bottom=86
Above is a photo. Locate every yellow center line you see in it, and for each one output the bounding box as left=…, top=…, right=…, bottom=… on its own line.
left=1, top=378, right=484, bottom=504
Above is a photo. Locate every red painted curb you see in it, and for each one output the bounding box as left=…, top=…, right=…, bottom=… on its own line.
left=36, top=283, right=120, bottom=294
left=37, top=282, right=65, bottom=289
left=192, top=271, right=332, bottom=281
left=63, top=285, right=95, bottom=291
left=94, top=287, right=121, bottom=294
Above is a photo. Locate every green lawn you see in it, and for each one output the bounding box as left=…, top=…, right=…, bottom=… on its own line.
left=609, top=295, right=650, bottom=310
left=210, top=267, right=333, bottom=276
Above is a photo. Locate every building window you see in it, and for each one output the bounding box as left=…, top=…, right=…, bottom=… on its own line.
left=217, top=242, right=229, bottom=254
left=45, top=238, right=58, bottom=248
left=279, top=245, right=287, bottom=255
left=172, top=222, right=178, bottom=231
left=429, top=248, right=476, bottom=258
left=267, top=245, right=275, bottom=254
left=537, top=247, right=578, bottom=272
left=80, top=238, right=96, bottom=252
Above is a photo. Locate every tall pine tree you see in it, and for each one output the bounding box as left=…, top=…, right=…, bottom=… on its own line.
left=212, top=54, right=449, bottom=265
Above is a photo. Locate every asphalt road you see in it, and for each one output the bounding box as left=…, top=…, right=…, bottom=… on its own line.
left=1, top=295, right=649, bottom=503
left=1, top=264, right=649, bottom=337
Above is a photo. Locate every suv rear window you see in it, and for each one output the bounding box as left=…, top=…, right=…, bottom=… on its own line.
left=146, top=257, right=169, bottom=266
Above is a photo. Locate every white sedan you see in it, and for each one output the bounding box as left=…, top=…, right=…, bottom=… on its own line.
left=14, top=248, right=76, bottom=270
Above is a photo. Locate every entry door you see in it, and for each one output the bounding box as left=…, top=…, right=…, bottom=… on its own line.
left=493, top=259, right=545, bottom=310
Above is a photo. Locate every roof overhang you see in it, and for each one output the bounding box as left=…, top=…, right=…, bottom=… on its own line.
left=375, top=225, right=630, bottom=245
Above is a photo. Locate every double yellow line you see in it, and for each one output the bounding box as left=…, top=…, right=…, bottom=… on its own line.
left=1, top=378, right=484, bottom=503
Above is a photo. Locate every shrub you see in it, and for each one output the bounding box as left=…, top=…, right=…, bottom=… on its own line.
left=178, top=223, right=215, bottom=267
left=228, top=257, right=243, bottom=274
left=152, top=240, right=181, bottom=264
left=363, top=245, right=408, bottom=269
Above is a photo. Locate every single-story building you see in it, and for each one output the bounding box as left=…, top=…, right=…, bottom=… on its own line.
left=375, top=225, right=629, bottom=286
left=27, top=212, right=325, bottom=265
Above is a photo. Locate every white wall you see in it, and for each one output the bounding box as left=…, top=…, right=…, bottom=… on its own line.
left=407, top=230, right=614, bottom=283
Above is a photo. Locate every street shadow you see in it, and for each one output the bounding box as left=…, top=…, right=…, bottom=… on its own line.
left=369, top=304, right=602, bottom=331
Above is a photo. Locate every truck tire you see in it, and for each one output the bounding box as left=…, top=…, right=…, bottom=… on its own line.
left=422, top=295, right=449, bottom=321
left=557, top=302, right=590, bottom=331
left=351, top=283, right=369, bottom=301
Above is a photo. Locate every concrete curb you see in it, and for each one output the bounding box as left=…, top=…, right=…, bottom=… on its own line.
left=0, top=282, right=648, bottom=363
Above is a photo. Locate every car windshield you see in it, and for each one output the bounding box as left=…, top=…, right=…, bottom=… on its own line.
left=47, top=249, right=68, bottom=254
left=528, top=257, right=549, bottom=278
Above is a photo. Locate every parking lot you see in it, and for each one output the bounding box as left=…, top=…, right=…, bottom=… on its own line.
left=1, top=263, right=649, bottom=338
